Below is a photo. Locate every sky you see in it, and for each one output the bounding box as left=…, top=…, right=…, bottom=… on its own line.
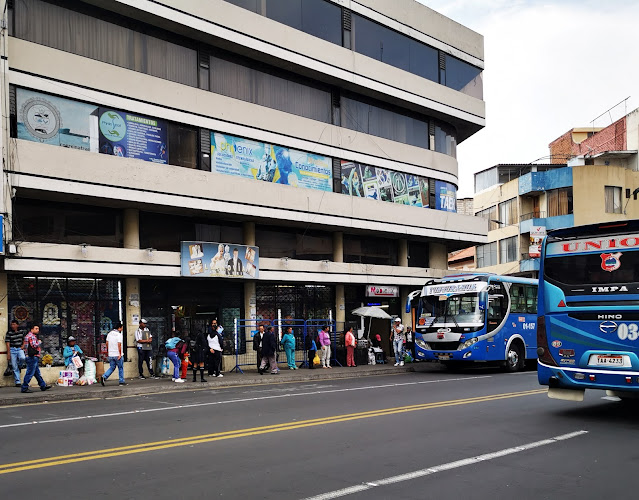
left=417, top=0, right=639, bottom=197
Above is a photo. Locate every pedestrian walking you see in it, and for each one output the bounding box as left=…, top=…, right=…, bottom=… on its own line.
left=259, top=326, right=278, bottom=374
left=281, top=326, right=297, bottom=370
left=165, top=336, right=185, bottom=383
left=252, top=324, right=266, bottom=372
left=345, top=326, right=356, bottom=367
left=5, top=319, right=25, bottom=387
left=135, top=319, right=157, bottom=379
left=100, top=322, right=127, bottom=386
left=319, top=325, right=332, bottom=368
left=391, top=317, right=406, bottom=366
left=305, top=331, right=317, bottom=369
left=207, top=325, right=223, bottom=378
left=190, top=329, right=208, bottom=382
left=20, top=324, right=52, bottom=393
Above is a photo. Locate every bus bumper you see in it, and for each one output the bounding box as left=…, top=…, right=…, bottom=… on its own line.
left=538, top=360, right=639, bottom=393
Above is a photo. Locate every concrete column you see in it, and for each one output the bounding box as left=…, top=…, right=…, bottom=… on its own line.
left=123, top=277, right=141, bottom=376
left=123, top=208, right=140, bottom=250
left=398, top=239, right=408, bottom=267
left=335, top=284, right=345, bottom=327
left=333, top=231, right=344, bottom=262
left=243, top=221, right=256, bottom=247
left=429, top=242, right=448, bottom=271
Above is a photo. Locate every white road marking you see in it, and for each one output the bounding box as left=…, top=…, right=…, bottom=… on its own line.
left=0, top=375, right=491, bottom=429
left=301, top=430, right=589, bottom=500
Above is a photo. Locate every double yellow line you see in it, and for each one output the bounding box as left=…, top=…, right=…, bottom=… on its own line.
left=0, top=388, right=545, bottom=475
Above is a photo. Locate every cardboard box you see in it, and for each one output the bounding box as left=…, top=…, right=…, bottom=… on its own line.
left=57, top=377, right=74, bottom=387
left=60, top=370, right=74, bottom=379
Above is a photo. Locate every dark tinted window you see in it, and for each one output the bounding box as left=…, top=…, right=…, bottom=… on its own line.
left=352, top=14, right=409, bottom=71
left=544, top=251, right=639, bottom=286
left=344, top=234, right=398, bottom=265
left=409, top=39, right=439, bottom=81
left=434, top=122, right=457, bottom=158
left=266, top=0, right=303, bottom=30
left=300, top=0, right=342, bottom=44
left=256, top=226, right=333, bottom=260
left=408, top=241, right=429, bottom=268
left=443, top=54, right=483, bottom=99
left=168, top=123, right=198, bottom=169
left=225, top=0, right=260, bottom=13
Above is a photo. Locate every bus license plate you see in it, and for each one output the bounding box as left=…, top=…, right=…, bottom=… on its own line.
left=595, top=355, right=623, bottom=366
left=438, top=354, right=451, bottom=360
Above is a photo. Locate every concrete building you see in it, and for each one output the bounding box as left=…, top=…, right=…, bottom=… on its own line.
left=0, top=0, right=487, bottom=384
left=473, top=108, right=639, bottom=277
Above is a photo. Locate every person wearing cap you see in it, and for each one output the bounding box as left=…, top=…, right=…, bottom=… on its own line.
left=63, top=336, right=83, bottom=368
left=135, top=318, right=156, bottom=379
left=390, top=317, right=406, bottom=367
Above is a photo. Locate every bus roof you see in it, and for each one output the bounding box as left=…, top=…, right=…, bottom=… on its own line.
left=425, top=274, right=537, bottom=286
left=547, top=220, right=639, bottom=240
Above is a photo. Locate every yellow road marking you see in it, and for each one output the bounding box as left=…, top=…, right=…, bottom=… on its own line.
left=0, top=388, right=545, bottom=475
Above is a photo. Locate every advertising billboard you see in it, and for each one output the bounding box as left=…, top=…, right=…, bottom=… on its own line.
left=210, top=132, right=332, bottom=192
left=435, top=180, right=457, bottom=212
left=98, top=108, right=168, bottom=164
left=181, top=241, right=259, bottom=279
left=529, top=226, right=546, bottom=258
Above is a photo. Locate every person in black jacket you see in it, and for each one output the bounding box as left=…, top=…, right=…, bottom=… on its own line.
left=252, top=324, right=266, bottom=372
left=305, top=332, right=317, bottom=369
left=258, top=326, right=279, bottom=375
left=190, top=330, right=208, bottom=383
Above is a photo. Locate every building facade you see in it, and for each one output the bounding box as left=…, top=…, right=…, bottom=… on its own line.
left=0, top=0, right=487, bottom=383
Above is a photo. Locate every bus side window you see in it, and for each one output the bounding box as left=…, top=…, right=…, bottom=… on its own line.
left=526, top=285, right=538, bottom=314
left=487, top=284, right=507, bottom=332
left=510, top=285, right=526, bottom=313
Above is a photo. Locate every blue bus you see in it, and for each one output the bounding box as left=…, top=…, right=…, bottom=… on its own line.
left=537, top=221, right=639, bottom=401
left=409, top=274, right=538, bottom=371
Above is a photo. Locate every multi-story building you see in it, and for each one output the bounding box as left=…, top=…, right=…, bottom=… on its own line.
left=473, top=107, right=639, bottom=277
left=0, top=0, right=487, bottom=383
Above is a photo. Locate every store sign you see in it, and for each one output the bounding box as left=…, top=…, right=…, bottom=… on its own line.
left=211, top=132, right=332, bottom=192
left=435, top=181, right=457, bottom=212
left=181, top=241, right=259, bottom=279
left=341, top=161, right=429, bottom=208
left=98, top=108, right=168, bottom=164
left=529, top=226, right=546, bottom=258
left=366, top=286, right=399, bottom=297
left=17, top=88, right=98, bottom=151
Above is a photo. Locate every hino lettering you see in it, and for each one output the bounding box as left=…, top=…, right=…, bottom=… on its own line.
left=598, top=314, right=623, bottom=320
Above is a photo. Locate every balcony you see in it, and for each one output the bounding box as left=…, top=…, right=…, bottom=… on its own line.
left=519, top=252, right=540, bottom=273
left=518, top=168, right=572, bottom=196
left=520, top=213, right=574, bottom=233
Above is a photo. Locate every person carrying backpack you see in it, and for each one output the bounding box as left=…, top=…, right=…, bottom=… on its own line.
left=165, top=335, right=185, bottom=383
left=280, top=326, right=297, bottom=370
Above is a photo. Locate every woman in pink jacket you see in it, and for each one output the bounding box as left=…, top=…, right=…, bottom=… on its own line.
left=318, top=325, right=332, bottom=368
left=345, top=327, right=356, bottom=367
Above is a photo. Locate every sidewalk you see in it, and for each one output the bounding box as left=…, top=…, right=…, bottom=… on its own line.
left=0, top=362, right=437, bottom=406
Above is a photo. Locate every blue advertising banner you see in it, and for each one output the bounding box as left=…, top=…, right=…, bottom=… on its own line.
left=17, top=88, right=98, bottom=151
left=99, top=108, right=168, bottom=164
left=435, top=180, right=457, bottom=212
left=210, top=132, right=332, bottom=192
left=341, top=161, right=429, bottom=208
left=181, top=242, right=259, bottom=279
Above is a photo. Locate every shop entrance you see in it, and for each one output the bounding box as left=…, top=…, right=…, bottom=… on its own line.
left=140, top=279, right=243, bottom=355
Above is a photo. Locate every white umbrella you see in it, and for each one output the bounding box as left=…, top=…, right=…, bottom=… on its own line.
left=351, top=306, right=393, bottom=341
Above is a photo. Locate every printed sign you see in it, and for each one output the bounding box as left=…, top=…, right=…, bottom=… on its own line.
left=435, top=181, right=457, bottom=212
left=424, top=282, right=487, bottom=296
left=211, top=132, right=332, bottom=192
left=181, top=241, right=259, bottom=279
left=529, top=226, right=546, bottom=258
left=366, top=285, right=399, bottom=298
left=341, top=161, right=429, bottom=208
left=99, top=108, right=168, bottom=164
left=547, top=234, right=639, bottom=255
left=17, top=88, right=98, bottom=151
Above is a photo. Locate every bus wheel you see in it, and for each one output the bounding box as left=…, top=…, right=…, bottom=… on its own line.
left=504, top=342, right=523, bottom=372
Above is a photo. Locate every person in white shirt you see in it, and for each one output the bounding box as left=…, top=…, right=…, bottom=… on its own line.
left=207, top=320, right=223, bottom=378
left=101, top=322, right=126, bottom=385
left=390, top=318, right=406, bottom=367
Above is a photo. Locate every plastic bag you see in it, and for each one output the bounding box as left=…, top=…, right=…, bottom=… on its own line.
left=72, top=356, right=83, bottom=369
left=65, top=364, right=80, bottom=382
left=160, top=356, right=171, bottom=376
left=313, top=353, right=321, bottom=367
left=84, top=358, right=97, bottom=384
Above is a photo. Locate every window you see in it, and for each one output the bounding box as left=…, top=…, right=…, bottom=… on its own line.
left=487, top=282, right=507, bottom=333
left=605, top=186, right=622, bottom=214
left=510, top=284, right=526, bottom=313
left=266, top=0, right=342, bottom=45
left=547, top=187, right=573, bottom=217
left=434, top=123, right=457, bottom=158
left=476, top=242, right=497, bottom=267
left=442, top=54, right=483, bottom=99
left=498, top=198, right=518, bottom=227
left=499, top=236, right=517, bottom=264
left=210, top=53, right=332, bottom=123
left=475, top=206, right=499, bottom=231
left=525, top=285, right=538, bottom=314
left=168, top=123, right=198, bottom=169
left=344, top=234, right=398, bottom=265
left=341, top=95, right=429, bottom=149
left=13, top=0, right=197, bottom=87
left=255, top=226, right=333, bottom=260
left=408, top=241, right=429, bottom=268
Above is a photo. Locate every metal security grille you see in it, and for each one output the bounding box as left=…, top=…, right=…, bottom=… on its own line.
left=256, top=284, right=335, bottom=322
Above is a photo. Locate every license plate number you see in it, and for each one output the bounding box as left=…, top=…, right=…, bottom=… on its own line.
left=596, top=355, right=623, bottom=365
left=438, top=354, right=451, bottom=360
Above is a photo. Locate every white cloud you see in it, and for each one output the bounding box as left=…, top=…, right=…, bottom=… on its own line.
left=418, top=0, right=639, bottom=196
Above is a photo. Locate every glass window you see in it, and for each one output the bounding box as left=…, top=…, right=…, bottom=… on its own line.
left=499, top=236, right=517, bottom=264
left=408, top=241, right=429, bottom=268
left=14, top=0, right=198, bottom=87
left=168, top=123, right=198, bottom=169
left=434, top=122, right=457, bottom=158
left=266, top=0, right=303, bottom=30
left=344, top=234, right=398, bottom=265
left=605, top=186, right=622, bottom=214
left=525, top=285, right=538, bottom=314
left=352, top=14, right=410, bottom=72
left=443, top=54, right=483, bottom=99
left=510, top=284, right=526, bottom=313
left=225, top=0, right=261, bottom=14
left=255, top=226, right=333, bottom=261
left=498, top=198, right=518, bottom=227
left=547, top=187, right=573, bottom=217
left=476, top=242, right=497, bottom=267
left=475, top=206, right=499, bottom=231
left=300, top=0, right=342, bottom=45
left=409, top=39, right=439, bottom=82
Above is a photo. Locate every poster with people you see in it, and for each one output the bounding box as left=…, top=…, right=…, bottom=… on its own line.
left=16, top=88, right=98, bottom=152
left=181, top=241, right=259, bottom=279
left=210, top=132, right=332, bottom=192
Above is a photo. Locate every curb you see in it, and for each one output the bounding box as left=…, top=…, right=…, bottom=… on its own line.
left=0, top=364, right=430, bottom=406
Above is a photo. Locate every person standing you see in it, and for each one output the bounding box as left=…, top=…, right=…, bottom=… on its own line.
left=391, top=318, right=406, bottom=367
left=281, top=326, right=297, bottom=370
left=5, top=320, right=25, bottom=387
left=259, top=326, right=278, bottom=374
left=164, top=335, right=185, bottom=383
left=100, top=322, right=127, bottom=386
left=190, top=329, right=208, bottom=383
left=345, top=327, right=356, bottom=367
left=305, top=331, right=317, bottom=369
left=405, top=326, right=415, bottom=361
left=207, top=325, right=224, bottom=378
left=20, top=324, right=52, bottom=393
left=252, top=324, right=266, bottom=372
left=135, top=319, right=157, bottom=379
left=319, top=325, right=332, bottom=369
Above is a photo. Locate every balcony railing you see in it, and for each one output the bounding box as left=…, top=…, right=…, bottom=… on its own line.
left=520, top=211, right=546, bottom=222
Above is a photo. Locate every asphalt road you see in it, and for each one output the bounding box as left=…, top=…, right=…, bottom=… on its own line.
left=0, top=366, right=637, bottom=500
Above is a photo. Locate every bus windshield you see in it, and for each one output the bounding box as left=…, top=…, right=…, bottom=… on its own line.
left=421, top=293, right=484, bottom=328
left=544, top=250, right=639, bottom=287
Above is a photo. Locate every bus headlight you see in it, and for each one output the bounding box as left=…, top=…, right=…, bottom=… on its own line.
left=416, top=339, right=430, bottom=350
left=458, top=337, right=479, bottom=350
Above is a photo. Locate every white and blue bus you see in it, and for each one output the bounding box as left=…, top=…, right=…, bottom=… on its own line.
left=409, top=274, right=538, bottom=371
